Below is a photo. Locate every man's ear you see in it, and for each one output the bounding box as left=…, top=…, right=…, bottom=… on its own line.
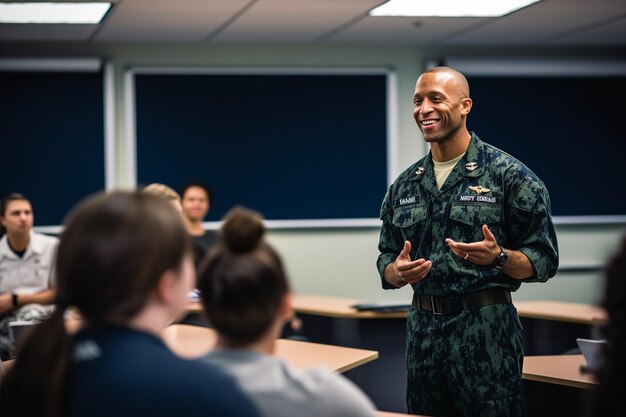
left=155, top=269, right=176, bottom=304
left=461, top=97, right=473, bottom=116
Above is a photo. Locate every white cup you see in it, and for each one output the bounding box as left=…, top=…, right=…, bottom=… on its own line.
left=9, top=320, right=36, bottom=345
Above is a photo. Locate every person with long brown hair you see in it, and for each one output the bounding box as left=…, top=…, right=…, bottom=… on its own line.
left=0, top=191, right=259, bottom=417
left=197, top=206, right=377, bottom=417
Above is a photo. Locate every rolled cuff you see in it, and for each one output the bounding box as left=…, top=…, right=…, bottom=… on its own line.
left=377, top=253, right=400, bottom=290
left=518, top=247, right=558, bottom=283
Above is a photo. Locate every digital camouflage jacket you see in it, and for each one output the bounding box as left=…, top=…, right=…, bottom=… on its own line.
left=377, top=133, right=559, bottom=295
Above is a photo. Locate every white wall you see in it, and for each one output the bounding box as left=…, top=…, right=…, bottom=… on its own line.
left=4, top=42, right=625, bottom=304
left=267, top=223, right=626, bottom=304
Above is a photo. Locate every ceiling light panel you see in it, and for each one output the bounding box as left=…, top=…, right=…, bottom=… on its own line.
left=369, top=0, right=541, bottom=18
left=0, top=2, right=111, bottom=24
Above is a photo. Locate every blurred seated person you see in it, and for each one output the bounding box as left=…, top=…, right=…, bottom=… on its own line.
left=0, top=191, right=259, bottom=417
left=0, top=193, right=58, bottom=360
left=142, top=183, right=182, bottom=212
left=197, top=206, right=377, bottom=417
left=588, top=234, right=626, bottom=417
left=181, top=183, right=217, bottom=266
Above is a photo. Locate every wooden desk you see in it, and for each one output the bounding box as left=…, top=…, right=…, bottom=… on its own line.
left=191, top=296, right=607, bottom=324
left=523, top=354, right=597, bottom=417
left=186, top=301, right=203, bottom=314
left=514, top=301, right=606, bottom=325
left=293, top=294, right=408, bottom=319
left=161, top=324, right=378, bottom=374
left=514, top=301, right=606, bottom=355
left=523, top=354, right=597, bottom=390
left=187, top=295, right=407, bottom=319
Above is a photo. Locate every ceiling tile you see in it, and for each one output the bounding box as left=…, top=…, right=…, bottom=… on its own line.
left=549, top=17, right=626, bottom=45
left=443, top=15, right=619, bottom=45
left=0, top=24, right=98, bottom=41
left=326, top=16, right=488, bottom=44
left=95, top=0, right=250, bottom=42
left=212, top=0, right=381, bottom=43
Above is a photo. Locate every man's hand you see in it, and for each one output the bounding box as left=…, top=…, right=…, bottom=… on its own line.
left=0, top=293, right=14, bottom=315
left=445, top=224, right=534, bottom=279
left=445, top=224, right=500, bottom=266
left=385, top=241, right=432, bottom=287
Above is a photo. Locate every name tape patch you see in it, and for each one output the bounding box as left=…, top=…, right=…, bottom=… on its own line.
left=394, top=196, right=418, bottom=207
left=457, top=195, right=501, bottom=205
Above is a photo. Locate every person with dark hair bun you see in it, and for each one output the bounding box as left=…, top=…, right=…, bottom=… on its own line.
left=0, top=192, right=259, bottom=417
left=587, top=234, right=626, bottom=417
left=0, top=193, right=58, bottom=360
left=197, top=206, right=377, bottom=417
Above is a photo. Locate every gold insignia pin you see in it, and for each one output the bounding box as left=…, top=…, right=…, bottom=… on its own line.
left=468, top=185, right=491, bottom=195
left=416, top=167, right=425, bottom=175
left=465, top=162, right=478, bottom=171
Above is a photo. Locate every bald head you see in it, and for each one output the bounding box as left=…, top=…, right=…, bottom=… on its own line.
left=412, top=65, right=473, bottom=149
left=420, top=66, right=470, bottom=99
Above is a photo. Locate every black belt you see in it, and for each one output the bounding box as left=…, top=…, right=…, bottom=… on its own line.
left=412, top=288, right=512, bottom=315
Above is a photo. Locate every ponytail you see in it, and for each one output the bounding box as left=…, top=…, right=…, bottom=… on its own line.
left=0, top=306, right=72, bottom=417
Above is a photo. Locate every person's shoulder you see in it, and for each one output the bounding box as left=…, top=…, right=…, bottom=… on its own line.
left=174, top=356, right=238, bottom=385
left=199, top=349, right=282, bottom=384
left=303, top=366, right=360, bottom=390
left=0, top=234, right=9, bottom=256
left=173, top=358, right=260, bottom=415
left=393, top=157, right=428, bottom=185
left=72, top=327, right=258, bottom=416
left=29, top=231, right=59, bottom=256
left=480, top=140, right=544, bottom=184
left=32, top=231, right=60, bottom=246
left=302, top=367, right=377, bottom=416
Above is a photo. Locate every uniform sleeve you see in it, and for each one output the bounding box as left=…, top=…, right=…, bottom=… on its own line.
left=376, top=185, right=404, bottom=289
left=505, top=175, right=559, bottom=282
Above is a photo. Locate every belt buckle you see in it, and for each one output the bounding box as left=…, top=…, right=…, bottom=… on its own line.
left=430, top=296, right=444, bottom=315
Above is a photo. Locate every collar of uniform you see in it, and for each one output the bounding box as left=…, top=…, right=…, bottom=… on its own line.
left=461, top=132, right=485, bottom=179
left=411, top=157, right=432, bottom=182
left=427, top=132, right=485, bottom=195
left=410, top=133, right=485, bottom=194
left=411, top=156, right=439, bottom=195
left=27, top=231, right=45, bottom=256
left=0, top=231, right=42, bottom=260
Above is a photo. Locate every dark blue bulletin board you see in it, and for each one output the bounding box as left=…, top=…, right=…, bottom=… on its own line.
left=0, top=69, right=105, bottom=226
left=134, top=71, right=389, bottom=222
left=466, top=75, right=626, bottom=218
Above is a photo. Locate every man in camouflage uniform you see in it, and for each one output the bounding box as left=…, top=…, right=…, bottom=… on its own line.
left=377, top=66, right=559, bottom=417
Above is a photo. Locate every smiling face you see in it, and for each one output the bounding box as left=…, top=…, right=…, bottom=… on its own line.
left=181, top=186, right=209, bottom=223
left=412, top=69, right=472, bottom=145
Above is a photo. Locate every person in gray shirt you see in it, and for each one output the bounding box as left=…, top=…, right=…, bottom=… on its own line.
left=196, top=206, right=377, bottom=417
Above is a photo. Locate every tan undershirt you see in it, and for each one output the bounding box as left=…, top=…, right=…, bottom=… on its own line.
left=432, top=153, right=465, bottom=190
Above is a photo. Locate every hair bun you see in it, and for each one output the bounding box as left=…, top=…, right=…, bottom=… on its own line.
left=221, top=206, right=265, bottom=253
